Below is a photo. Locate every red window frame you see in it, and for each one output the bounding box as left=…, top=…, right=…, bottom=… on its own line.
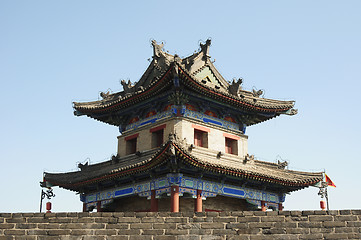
left=225, top=137, right=237, bottom=155
left=194, top=129, right=204, bottom=147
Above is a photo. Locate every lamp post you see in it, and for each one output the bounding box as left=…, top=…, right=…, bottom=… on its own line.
left=40, top=188, right=55, bottom=213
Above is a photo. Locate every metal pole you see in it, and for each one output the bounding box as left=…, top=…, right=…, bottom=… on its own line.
left=40, top=190, right=44, bottom=213
left=325, top=188, right=330, bottom=211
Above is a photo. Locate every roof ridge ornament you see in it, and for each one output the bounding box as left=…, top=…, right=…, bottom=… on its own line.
left=277, top=160, right=288, bottom=169
left=285, top=108, right=298, bottom=115
left=100, top=91, right=111, bottom=100
left=252, top=89, right=263, bottom=98
left=120, top=79, right=134, bottom=94
left=244, top=154, right=255, bottom=164
left=200, top=38, right=212, bottom=59
left=228, top=78, right=243, bottom=96
left=151, top=40, right=164, bottom=58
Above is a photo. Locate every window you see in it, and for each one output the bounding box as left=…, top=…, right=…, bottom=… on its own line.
left=152, top=129, right=164, bottom=148
left=125, top=133, right=139, bottom=155
left=192, top=124, right=210, bottom=148
left=194, top=129, right=208, bottom=148
left=225, top=137, right=238, bottom=155
left=126, top=138, right=137, bottom=154
left=150, top=124, right=166, bottom=148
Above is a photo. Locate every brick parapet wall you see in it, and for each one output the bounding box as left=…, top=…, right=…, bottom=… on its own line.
left=0, top=210, right=360, bottom=239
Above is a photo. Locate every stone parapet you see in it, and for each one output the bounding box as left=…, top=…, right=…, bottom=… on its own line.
left=0, top=210, right=360, bottom=239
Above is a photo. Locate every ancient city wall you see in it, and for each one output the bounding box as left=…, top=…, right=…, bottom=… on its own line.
left=0, top=210, right=360, bottom=240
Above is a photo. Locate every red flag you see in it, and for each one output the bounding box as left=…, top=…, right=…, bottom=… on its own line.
left=325, top=174, right=336, bottom=187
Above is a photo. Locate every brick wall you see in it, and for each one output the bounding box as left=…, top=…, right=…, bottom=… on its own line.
left=0, top=210, right=360, bottom=239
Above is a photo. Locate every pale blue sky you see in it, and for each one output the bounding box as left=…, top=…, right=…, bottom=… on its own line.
left=1, top=1, right=360, bottom=212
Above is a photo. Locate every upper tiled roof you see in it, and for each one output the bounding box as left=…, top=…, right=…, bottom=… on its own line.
left=43, top=138, right=322, bottom=192
left=73, top=40, right=297, bottom=125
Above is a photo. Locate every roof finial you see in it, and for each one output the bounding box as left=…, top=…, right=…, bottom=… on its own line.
left=151, top=40, right=164, bottom=58
left=200, top=38, right=211, bottom=57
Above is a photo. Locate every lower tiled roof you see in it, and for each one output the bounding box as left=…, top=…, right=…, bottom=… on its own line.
left=43, top=140, right=323, bottom=192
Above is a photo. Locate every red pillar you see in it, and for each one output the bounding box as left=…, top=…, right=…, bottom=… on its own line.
left=82, top=203, right=87, bottom=212
left=278, top=203, right=283, bottom=211
left=171, top=186, right=179, bottom=212
left=151, top=190, right=158, bottom=212
left=96, top=201, right=102, bottom=212
left=195, top=189, right=202, bottom=212
left=261, top=201, right=267, bottom=212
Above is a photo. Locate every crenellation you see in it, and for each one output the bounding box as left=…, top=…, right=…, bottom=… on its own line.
left=0, top=224, right=14, bottom=230
left=72, top=217, right=94, bottom=223
left=274, top=222, right=297, bottom=228
left=153, top=223, right=177, bottom=229
left=130, top=236, right=154, bottom=240
left=164, top=229, right=188, bottom=235
left=48, top=217, right=72, bottom=223
left=253, top=211, right=266, bottom=216
left=164, top=217, right=188, bottom=223
left=191, top=217, right=213, bottom=223
left=188, top=229, right=212, bottom=235
left=212, top=217, right=237, bottom=223
left=129, top=223, right=152, bottom=229
left=142, top=229, right=165, bottom=235
left=285, top=227, right=310, bottom=234
left=105, top=223, right=129, bottom=229
left=94, top=217, right=118, bottom=224
left=58, top=223, right=84, bottom=229
left=46, top=229, right=71, bottom=235
left=314, top=210, right=328, bottom=215
left=200, top=223, right=225, bottom=229
left=260, top=216, right=285, bottom=222
left=323, top=233, right=349, bottom=239
left=340, top=209, right=352, bottom=215
left=335, top=215, right=358, bottom=221
left=14, top=236, right=37, bottom=240
left=3, top=230, right=25, bottom=236
left=310, top=227, right=334, bottom=233
left=212, top=229, right=237, bottom=235
left=117, top=217, right=140, bottom=223
left=107, top=236, right=129, bottom=240
left=226, top=222, right=248, bottom=229
left=299, top=233, right=323, bottom=239
left=334, top=226, right=356, bottom=233
left=309, top=215, right=334, bottom=222
left=26, top=218, right=47, bottom=223
left=25, top=229, right=47, bottom=235
left=117, top=229, right=141, bottom=235
left=93, top=229, right=117, bottom=235
left=248, top=222, right=274, bottom=228
left=237, top=216, right=260, bottom=223
left=70, top=229, right=94, bottom=235
left=5, top=218, right=25, bottom=224
left=177, top=223, right=201, bottom=229
left=1, top=210, right=361, bottom=238
left=140, top=217, right=164, bottom=223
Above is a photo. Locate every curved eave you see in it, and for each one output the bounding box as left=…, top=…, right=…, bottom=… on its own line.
left=73, top=67, right=174, bottom=115
left=172, top=142, right=323, bottom=189
left=178, top=65, right=295, bottom=115
left=44, top=144, right=171, bottom=191
left=73, top=64, right=296, bottom=119
left=44, top=141, right=322, bottom=192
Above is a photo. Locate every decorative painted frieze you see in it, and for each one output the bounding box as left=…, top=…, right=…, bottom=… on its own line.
left=82, top=174, right=285, bottom=210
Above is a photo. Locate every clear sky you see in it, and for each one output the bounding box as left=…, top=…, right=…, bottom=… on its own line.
left=1, top=1, right=360, bottom=212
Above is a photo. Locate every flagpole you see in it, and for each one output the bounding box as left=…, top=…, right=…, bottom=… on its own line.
left=325, top=187, right=329, bottom=211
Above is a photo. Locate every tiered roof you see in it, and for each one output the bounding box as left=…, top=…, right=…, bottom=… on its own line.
left=43, top=40, right=320, bottom=196
left=43, top=137, right=323, bottom=193
left=73, top=40, right=297, bottom=127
